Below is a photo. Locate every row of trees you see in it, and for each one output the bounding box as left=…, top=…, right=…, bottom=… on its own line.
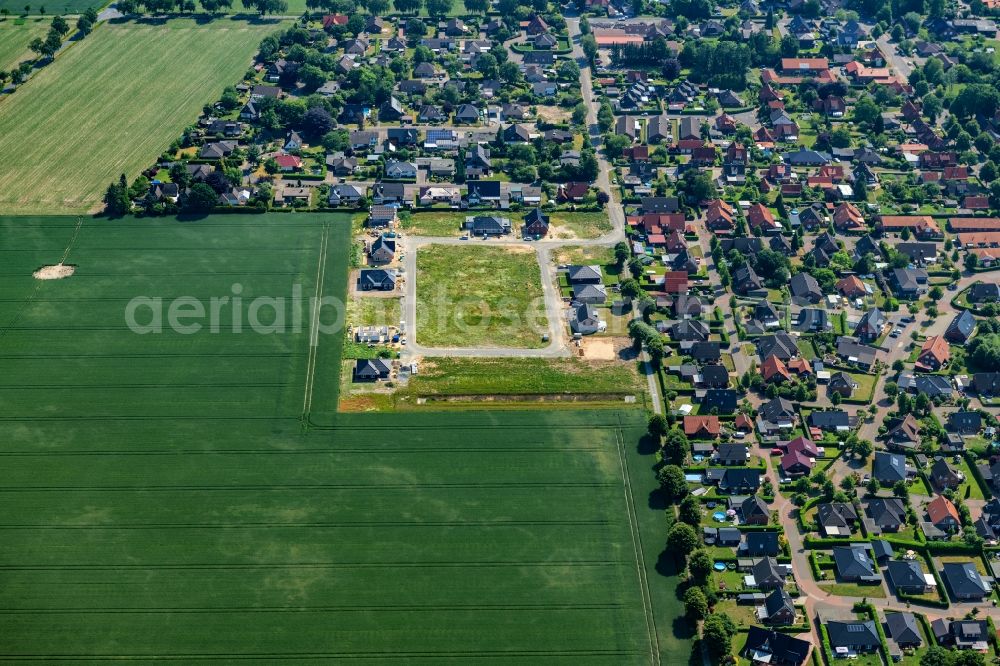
left=115, top=0, right=288, bottom=15
left=649, top=417, right=740, bottom=665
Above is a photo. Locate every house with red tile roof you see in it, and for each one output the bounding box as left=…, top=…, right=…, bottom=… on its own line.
left=915, top=335, right=949, bottom=371
left=684, top=415, right=721, bottom=438
left=761, top=355, right=792, bottom=383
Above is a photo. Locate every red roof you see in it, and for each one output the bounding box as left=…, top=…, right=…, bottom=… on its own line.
left=683, top=415, right=720, bottom=437
left=761, top=355, right=791, bottom=382
left=950, top=218, right=1000, bottom=231
left=786, top=436, right=819, bottom=457
left=927, top=495, right=959, bottom=525
left=663, top=271, right=688, bottom=294
left=274, top=154, right=302, bottom=169
left=322, top=13, right=348, bottom=26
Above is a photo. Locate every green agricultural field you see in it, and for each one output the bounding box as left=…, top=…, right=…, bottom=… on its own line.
left=415, top=243, right=548, bottom=348
left=0, top=18, right=282, bottom=215
left=0, top=213, right=688, bottom=663
left=0, top=17, right=49, bottom=71
left=0, top=0, right=98, bottom=13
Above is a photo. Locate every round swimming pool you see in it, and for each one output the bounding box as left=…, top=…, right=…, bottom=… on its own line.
left=713, top=511, right=726, bottom=521
left=713, top=562, right=727, bottom=571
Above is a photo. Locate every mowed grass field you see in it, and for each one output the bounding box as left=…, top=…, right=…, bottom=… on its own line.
left=0, top=18, right=282, bottom=215
left=0, top=213, right=687, bottom=663
left=0, top=18, right=49, bottom=71
left=415, top=244, right=549, bottom=348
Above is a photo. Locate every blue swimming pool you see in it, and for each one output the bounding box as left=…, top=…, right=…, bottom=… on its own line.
left=714, top=562, right=727, bottom=571
left=713, top=511, right=726, bottom=521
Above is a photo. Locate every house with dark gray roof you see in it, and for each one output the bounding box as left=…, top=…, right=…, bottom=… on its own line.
left=854, top=308, right=885, bottom=342
left=743, top=627, right=811, bottom=666
left=742, top=530, right=779, bottom=556
left=357, top=268, right=397, bottom=291
left=826, top=620, right=881, bottom=652
left=942, top=562, right=990, bottom=600
left=719, top=468, right=761, bottom=494
left=886, top=560, right=929, bottom=595
left=832, top=545, right=880, bottom=582
left=885, top=612, right=922, bottom=648
left=790, top=272, right=822, bottom=303
left=756, top=333, right=799, bottom=361
left=947, top=411, right=982, bottom=435
left=751, top=556, right=786, bottom=589
left=945, top=310, right=977, bottom=343
left=353, top=358, right=391, bottom=382
left=762, top=588, right=795, bottom=625
left=873, top=451, right=908, bottom=484
left=816, top=502, right=857, bottom=536
left=809, top=410, right=850, bottom=432
left=864, top=498, right=907, bottom=532
left=702, top=388, right=738, bottom=414
left=740, top=496, right=770, bottom=525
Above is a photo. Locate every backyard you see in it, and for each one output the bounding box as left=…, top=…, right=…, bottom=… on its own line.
left=415, top=244, right=548, bottom=348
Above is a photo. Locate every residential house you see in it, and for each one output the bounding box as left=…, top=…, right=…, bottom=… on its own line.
left=930, top=457, right=962, bottom=490
left=915, top=335, right=950, bottom=372
left=742, top=530, right=779, bottom=555
left=886, top=560, right=931, bottom=595
left=353, top=358, right=391, bottom=382
left=684, top=415, right=722, bottom=439
left=817, top=502, right=858, bottom=537
left=751, top=557, right=786, bottom=590
left=790, top=272, right=822, bottom=303
left=927, top=494, right=961, bottom=531
left=885, top=414, right=921, bottom=451
left=741, top=496, right=771, bottom=526
left=886, top=612, right=923, bottom=649
left=826, top=620, right=881, bottom=653
left=945, top=311, right=977, bottom=343
left=761, top=588, right=796, bottom=625
left=942, top=563, right=991, bottom=600
left=865, top=498, right=908, bottom=532
left=874, top=451, right=909, bottom=485
left=569, top=302, right=601, bottom=335
left=357, top=268, right=397, bottom=292
left=832, top=545, right=880, bottom=582
left=742, top=627, right=811, bottom=666
left=368, top=235, right=396, bottom=264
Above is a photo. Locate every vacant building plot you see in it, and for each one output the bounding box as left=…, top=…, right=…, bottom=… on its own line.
left=0, top=18, right=281, bottom=214
left=0, top=18, right=49, bottom=71
left=415, top=244, right=549, bottom=348
left=0, top=213, right=679, bottom=661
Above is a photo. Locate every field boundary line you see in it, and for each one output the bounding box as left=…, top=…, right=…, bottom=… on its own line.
left=301, top=223, right=329, bottom=420
left=614, top=428, right=660, bottom=666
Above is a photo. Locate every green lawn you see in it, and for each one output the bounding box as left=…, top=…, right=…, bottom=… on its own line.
left=955, top=456, right=987, bottom=500
left=0, top=17, right=49, bottom=71
left=393, top=357, right=646, bottom=407
left=400, top=210, right=468, bottom=237
left=0, top=213, right=677, bottom=663
left=818, top=582, right=887, bottom=598
left=548, top=210, right=613, bottom=240
left=0, top=18, right=283, bottom=214
left=347, top=294, right=400, bottom=327
left=415, top=244, right=548, bottom=348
